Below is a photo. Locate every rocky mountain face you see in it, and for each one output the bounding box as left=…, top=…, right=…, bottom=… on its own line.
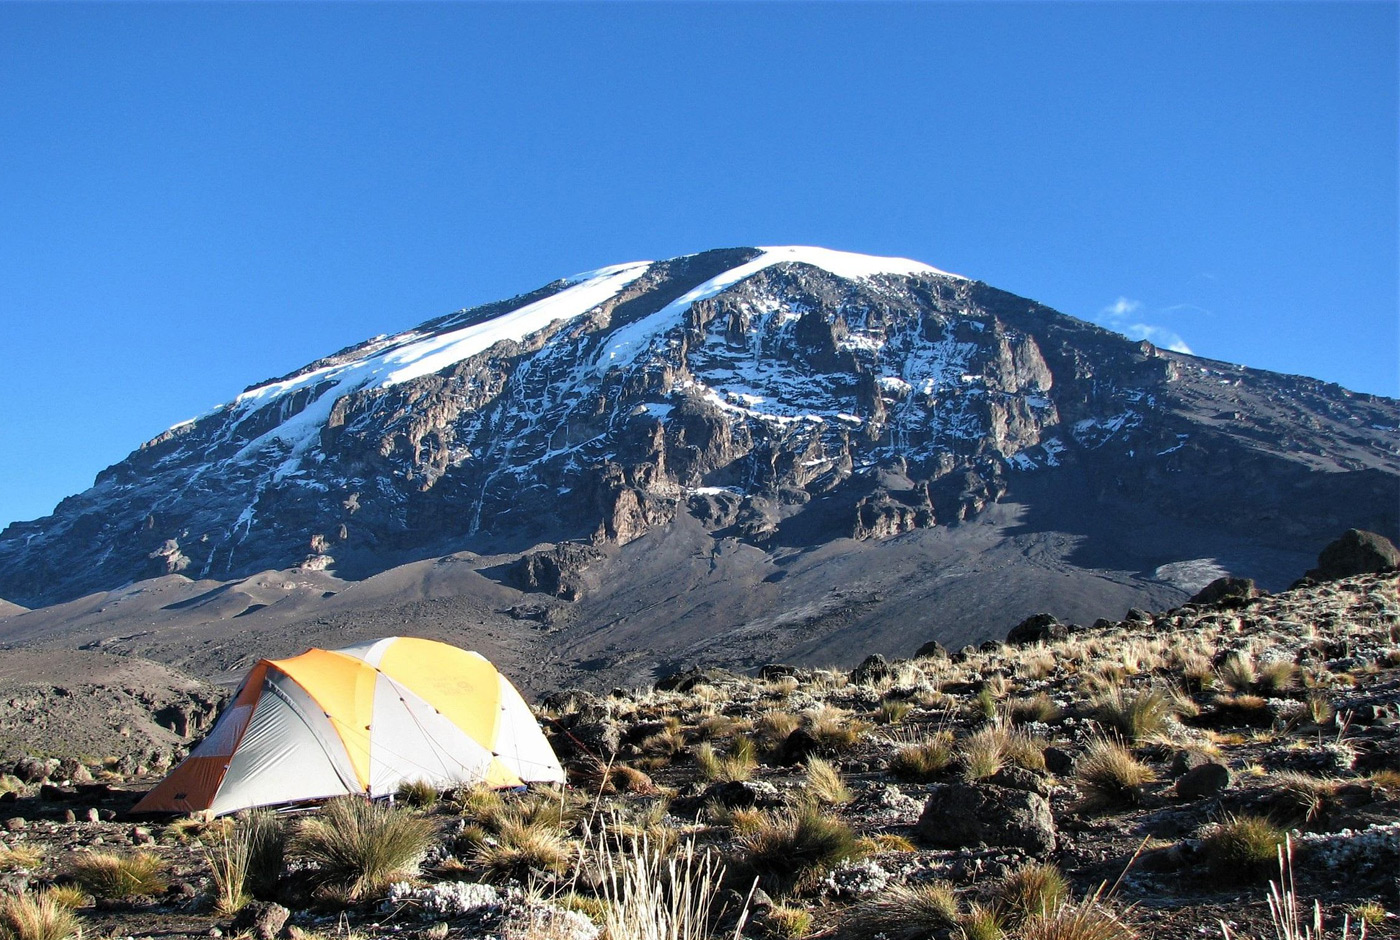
left=1, top=246, right=1396, bottom=613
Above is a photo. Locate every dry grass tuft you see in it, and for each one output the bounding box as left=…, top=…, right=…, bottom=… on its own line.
left=997, top=861, right=1071, bottom=923
left=849, top=881, right=959, bottom=937
left=802, top=756, right=852, bottom=806
left=0, top=892, right=82, bottom=940
left=69, top=851, right=168, bottom=899
left=1203, top=814, right=1286, bottom=880
left=292, top=796, right=434, bottom=901
left=887, top=729, right=954, bottom=782
left=740, top=803, right=861, bottom=895
left=1074, top=738, right=1156, bottom=811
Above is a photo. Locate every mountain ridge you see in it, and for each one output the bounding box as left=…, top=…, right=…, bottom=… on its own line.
left=0, top=245, right=1395, bottom=690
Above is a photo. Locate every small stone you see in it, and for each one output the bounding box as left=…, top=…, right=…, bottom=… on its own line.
left=99, top=809, right=116, bottom=822
left=131, top=826, right=155, bottom=845
left=63, top=809, right=76, bottom=823
left=85, top=808, right=101, bottom=823
left=3, top=817, right=25, bottom=831
left=1177, top=762, right=1231, bottom=799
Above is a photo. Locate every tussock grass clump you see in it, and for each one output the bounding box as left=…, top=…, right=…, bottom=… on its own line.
left=472, top=816, right=574, bottom=881
left=850, top=881, right=959, bottom=937
left=1271, top=772, right=1342, bottom=826
left=804, top=706, right=872, bottom=755
left=454, top=783, right=507, bottom=820
left=203, top=809, right=287, bottom=910
left=1216, top=652, right=1259, bottom=693
left=0, top=845, right=44, bottom=872
left=876, top=697, right=913, bottom=725
left=1203, top=814, right=1286, bottom=880
left=761, top=905, right=813, bottom=939
left=204, top=827, right=251, bottom=916
left=70, top=851, right=169, bottom=899
left=802, top=756, right=852, bottom=806
left=959, top=724, right=1046, bottom=781
left=887, top=730, right=954, bottom=782
left=740, top=803, right=861, bottom=895
left=755, top=711, right=803, bottom=753
left=960, top=726, right=1008, bottom=781
left=695, top=738, right=758, bottom=783
left=0, top=892, right=82, bottom=940
left=1009, top=693, right=1063, bottom=725
left=292, top=796, right=434, bottom=901
left=996, top=861, right=1071, bottom=923
left=36, top=888, right=87, bottom=913
left=394, top=778, right=439, bottom=808
left=1074, top=738, right=1156, bottom=811
left=960, top=903, right=1007, bottom=940
left=1018, top=889, right=1138, bottom=940
left=1091, top=686, right=1175, bottom=743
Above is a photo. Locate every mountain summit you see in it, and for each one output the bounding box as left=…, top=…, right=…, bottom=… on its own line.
left=0, top=246, right=1395, bottom=677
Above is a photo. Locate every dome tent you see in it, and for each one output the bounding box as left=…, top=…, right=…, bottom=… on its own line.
left=133, top=637, right=564, bottom=816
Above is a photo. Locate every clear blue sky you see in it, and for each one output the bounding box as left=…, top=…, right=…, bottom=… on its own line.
left=1, top=2, right=1396, bottom=530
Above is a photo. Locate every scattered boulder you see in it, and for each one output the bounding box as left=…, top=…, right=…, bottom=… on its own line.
left=1189, top=577, right=1258, bottom=608
left=849, top=654, right=892, bottom=686
left=655, top=666, right=731, bottom=693
left=1007, top=613, right=1067, bottom=646
left=698, top=780, right=781, bottom=810
left=1304, top=530, right=1400, bottom=582
left=758, top=664, right=798, bottom=681
left=1125, top=608, right=1152, bottom=623
left=1176, top=762, right=1231, bottom=799
left=916, top=782, right=1056, bottom=855
left=913, top=640, right=948, bottom=660
left=12, top=757, right=57, bottom=784
left=233, top=901, right=290, bottom=940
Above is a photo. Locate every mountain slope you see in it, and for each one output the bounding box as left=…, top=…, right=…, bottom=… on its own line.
left=0, top=246, right=1395, bottom=686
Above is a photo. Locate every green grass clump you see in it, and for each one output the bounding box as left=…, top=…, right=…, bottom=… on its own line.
left=740, top=803, right=861, bottom=895
left=0, top=892, right=82, bottom=940
left=960, top=903, right=1007, bottom=940
left=762, top=905, right=814, bottom=939
left=292, top=796, right=434, bottom=901
left=69, top=851, right=168, bottom=899
left=1203, top=814, right=1286, bottom=880
left=1074, top=738, right=1156, bottom=812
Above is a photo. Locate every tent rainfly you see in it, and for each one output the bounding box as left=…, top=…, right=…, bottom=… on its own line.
left=133, top=637, right=564, bottom=816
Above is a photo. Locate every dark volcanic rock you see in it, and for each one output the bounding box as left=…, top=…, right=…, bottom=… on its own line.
left=1189, top=577, right=1259, bottom=607
left=1176, top=762, right=1231, bottom=799
left=1007, top=613, right=1067, bottom=646
left=507, top=544, right=607, bottom=601
left=1305, top=530, right=1400, bottom=582
left=916, top=781, right=1057, bottom=855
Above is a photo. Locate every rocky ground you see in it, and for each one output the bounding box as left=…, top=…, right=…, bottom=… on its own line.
left=0, top=536, right=1395, bottom=940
